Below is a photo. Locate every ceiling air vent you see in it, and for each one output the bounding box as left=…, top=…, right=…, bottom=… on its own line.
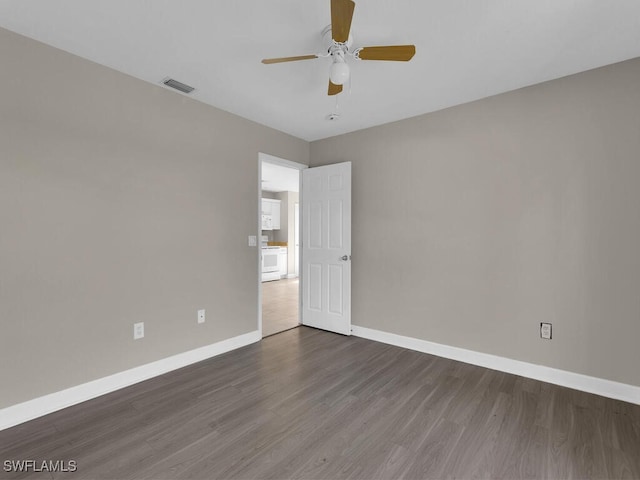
left=162, top=78, right=195, bottom=94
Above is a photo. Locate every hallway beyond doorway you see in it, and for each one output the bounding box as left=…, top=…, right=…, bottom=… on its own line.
left=262, top=278, right=299, bottom=337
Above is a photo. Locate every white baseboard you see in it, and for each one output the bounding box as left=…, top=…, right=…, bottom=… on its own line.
left=351, top=325, right=640, bottom=405
left=0, top=330, right=261, bottom=431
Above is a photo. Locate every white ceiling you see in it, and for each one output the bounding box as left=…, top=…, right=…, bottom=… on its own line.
left=1, top=1, right=640, bottom=141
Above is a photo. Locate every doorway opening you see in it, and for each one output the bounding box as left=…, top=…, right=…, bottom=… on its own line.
left=258, top=153, right=306, bottom=338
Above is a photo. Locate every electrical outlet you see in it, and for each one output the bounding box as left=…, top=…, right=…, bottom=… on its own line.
left=248, top=235, right=257, bottom=247
left=197, top=309, right=205, bottom=324
left=540, top=323, right=552, bottom=340
left=133, top=322, right=144, bottom=340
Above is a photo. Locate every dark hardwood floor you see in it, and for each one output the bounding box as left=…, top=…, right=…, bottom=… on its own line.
left=1, top=327, right=639, bottom=479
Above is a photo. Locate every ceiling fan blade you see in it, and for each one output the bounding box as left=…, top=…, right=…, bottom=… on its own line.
left=357, top=45, right=416, bottom=61
left=331, top=0, right=355, bottom=43
left=261, top=55, right=318, bottom=64
left=328, top=80, right=343, bottom=96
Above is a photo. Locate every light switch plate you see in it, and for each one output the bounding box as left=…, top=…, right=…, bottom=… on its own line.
left=248, top=235, right=257, bottom=247
left=197, top=309, right=205, bottom=324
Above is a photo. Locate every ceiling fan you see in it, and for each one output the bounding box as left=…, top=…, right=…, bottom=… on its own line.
left=261, top=0, right=416, bottom=96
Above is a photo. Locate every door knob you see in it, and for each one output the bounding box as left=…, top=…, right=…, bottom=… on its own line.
left=340, top=255, right=351, bottom=261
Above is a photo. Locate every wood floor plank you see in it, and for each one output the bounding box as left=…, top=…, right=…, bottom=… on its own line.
left=1, top=326, right=639, bottom=479
left=400, top=417, right=466, bottom=479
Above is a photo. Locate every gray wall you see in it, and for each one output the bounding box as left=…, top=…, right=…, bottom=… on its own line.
left=310, top=58, right=640, bottom=387
left=0, top=28, right=308, bottom=408
left=2, top=24, right=638, bottom=411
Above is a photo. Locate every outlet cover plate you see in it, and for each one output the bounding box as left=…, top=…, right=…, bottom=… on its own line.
left=540, top=322, right=552, bottom=340
left=133, top=322, right=144, bottom=340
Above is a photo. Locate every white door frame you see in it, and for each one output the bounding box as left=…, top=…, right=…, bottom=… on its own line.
left=257, top=152, right=307, bottom=338
left=294, top=202, right=300, bottom=277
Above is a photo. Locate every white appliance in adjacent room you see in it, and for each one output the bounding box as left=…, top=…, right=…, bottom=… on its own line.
left=277, top=247, right=288, bottom=278
left=261, top=235, right=280, bottom=282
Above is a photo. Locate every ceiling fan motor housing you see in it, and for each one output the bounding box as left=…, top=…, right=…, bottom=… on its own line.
left=322, top=24, right=353, bottom=54
left=323, top=25, right=353, bottom=86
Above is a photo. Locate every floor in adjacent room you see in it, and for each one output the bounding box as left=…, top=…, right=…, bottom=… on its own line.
left=1, top=327, right=639, bottom=479
left=262, top=277, right=299, bottom=337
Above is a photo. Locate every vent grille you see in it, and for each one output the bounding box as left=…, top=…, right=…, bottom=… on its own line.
left=162, top=78, right=195, bottom=94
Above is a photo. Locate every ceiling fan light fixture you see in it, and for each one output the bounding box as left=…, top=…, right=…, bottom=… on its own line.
left=261, top=0, right=416, bottom=96
left=329, top=58, right=350, bottom=85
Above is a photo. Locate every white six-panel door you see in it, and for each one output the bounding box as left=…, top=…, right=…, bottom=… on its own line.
left=301, top=162, right=351, bottom=335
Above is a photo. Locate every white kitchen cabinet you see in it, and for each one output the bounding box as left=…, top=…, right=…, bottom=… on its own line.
left=261, top=198, right=271, bottom=215
left=272, top=204, right=280, bottom=230
left=278, top=247, right=288, bottom=278
left=261, top=198, right=281, bottom=230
